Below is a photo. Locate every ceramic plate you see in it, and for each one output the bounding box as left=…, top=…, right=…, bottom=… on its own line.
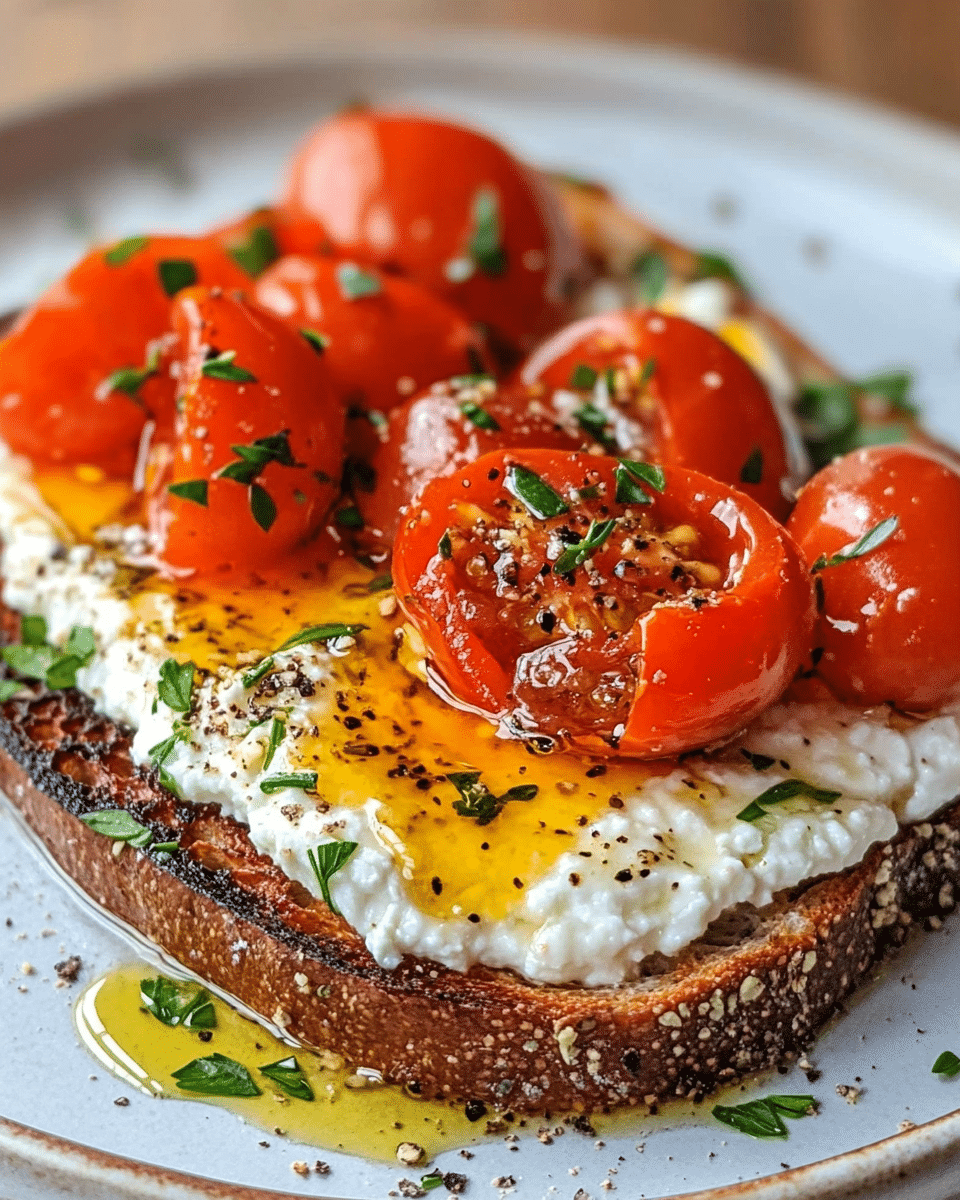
left=3, top=29, right=960, bottom=1200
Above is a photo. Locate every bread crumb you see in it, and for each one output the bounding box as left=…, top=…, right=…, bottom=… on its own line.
left=113, top=1096, right=129, bottom=1107
left=20, top=962, right=34, bottom=975
left=396, top=1142, right=424, bottom=1166
left=54, top=955, right=82, bottom=983
left=314, top=1161, right=330, bottom=1174
left=899, top=1120, right=916, bottom=1133
left=290, top=1161, right=310, bottom=1177
left=836, top=1083, right=862, bottom=1105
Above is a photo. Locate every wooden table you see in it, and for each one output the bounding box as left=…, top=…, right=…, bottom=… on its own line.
left=1, top=0, right=958, bottom=130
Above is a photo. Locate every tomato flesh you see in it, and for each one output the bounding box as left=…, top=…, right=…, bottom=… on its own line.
left=787, top=444, right=960, bottom=710
left=149, top=288, right=343, bottom=573
left=0, top=236, right=250, bottom=475
left=518, top=310, right=794, bottom=519
left=393, top=449, right=815, bottom=757
left=281, top=110, right=587, bottom=354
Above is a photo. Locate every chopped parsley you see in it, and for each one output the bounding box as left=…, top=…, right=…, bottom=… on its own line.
left=466, top=187, right=507, bottom=277
left=932, top=1051, right=960, bottom=1077
left=574, top=403, right=615, bottom=448
left=460, top=400, right=501, bottom=431
left=505, top=465, right=569, bottom=519
left=553, top=518, right=616, bottom=575
left=141, top=975, right=216, bottom=1030
left=104, top=344, right=161, bottom=400
left=307, top=840, right=359, bottom=915
left=737, top=779, right=842, bottom=823
left=712, top=1094, right=817, bottom=1139
left=260, top=771, right=319, bottom=795
left=201, top=350, right=257, bottom=383
left=336, top=261, right=381, bottom=300
left=1, top=619, right=96, bottom=691
left=157, top=658, right=196, bottom=713
left=614, top=459, right=666, bottom=505
left=810, top=515, right=899, bottom=573
left=631, top=248, right=669, bottom=303
left=569, top=363, right=598, bottom=390
left=739, top=445, right=764, bottom=485
left=104, top=235, right=149, bottom=266
left=300, top=327, right=328, bottom=354
left=227, top=222, right=279, bottom=277
left=157, top=258, right=198, bottom=297
left=448, top=771, right=538, bottom=826
left=172, top=1053, right=261, bottom=1097
left=694, top=249, right=749, bottom=292
left=167, top=479, right=208, bottom=507
left=217, top=431, right=299, bottom=486
left=259, top=1055, right=314, bottom=1101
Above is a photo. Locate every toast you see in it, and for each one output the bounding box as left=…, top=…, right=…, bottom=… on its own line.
left=1, top=172, right=957, bottom=1116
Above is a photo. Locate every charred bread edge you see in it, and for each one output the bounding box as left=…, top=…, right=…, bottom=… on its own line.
left=2, top=681, right=959, bottom=1114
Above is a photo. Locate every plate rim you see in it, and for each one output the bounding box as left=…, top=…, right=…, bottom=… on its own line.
left=3, top=27, right=960, bottom=1200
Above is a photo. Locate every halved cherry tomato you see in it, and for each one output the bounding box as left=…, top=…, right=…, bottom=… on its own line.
left=0, top=235, right=250, bottom=474
left=357, top=375, right=582, bottom=542
left=518, top=310, right=794, bottom=519
left=281, top=110, right=587, bottom=354
left=393, top=449, right=814, bottom=757
left=253, top=254, right=489, bottom=437
left=148, top=288, right=343, bottom=573
left=787, top=444, right=960, bottom=710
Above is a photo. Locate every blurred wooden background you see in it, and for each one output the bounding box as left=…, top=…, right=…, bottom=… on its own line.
left=2, top=0, right=959, bottom=130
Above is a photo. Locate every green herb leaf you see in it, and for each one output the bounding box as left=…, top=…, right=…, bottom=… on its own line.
left=712, top=1095, right=816, bottom=1139
left=553, top=518, right=617, bottom=575
left=335, top=505, right=364, bottom=529
left=631, top=248, right=669, bottom=303
left=448, top=771, right=538, bottom=826
left=168, top=479, right=208, bottom=507
left=157, top=258, right=198, bottom=297
left=217, top=431, right=299, bottom=486
left=149, top=724, right=188, bottom=770
left=260, top=772, right=319, bottom=795
left=151, top=840, right=180, bottom=855
left=460, top=400, right=501, bottom=431
left=20, top=615, right=48, bottom=646
left=277, top=623, right=367, bottom=652
left=79, top=809, right=152, bottom=848
left=368, top=574, right=393, bottom=593
left=263, top=717, right=286, bottom=770
left=737, top=779, right=842, bottom=823
left=467, top=187, right=507, bottom=276
left=614, top=459, right=666, bottom=505
left=438, top=530, right=453, bottom=559
left=202, top=350, right=257, bottom=383
left=157, top=765, right=182, bottom=798
left=2, top=643, right=55, bottom=679
left=569, top=363, right=598, bottom=390
left=44, top=653, right=86, bottom=689
left=249, top=483, right=277, bottom=532
left=420, top=1175, right=445, bottom=1192
left=450, top=373, right=495, bottom=389
left=242, top=656, right=275, bottom=688
left=259, top=1055, right=314, bottom=1101
left=574, top=403, right=614, bottom=447
left=740, top=446, right=764, bottom=485
left=300, top=327, right=328, bottom=354
left=141, top=975, right=217, bottom=1030
left=0, top=679, right=23, bottom=702
left=740, top=749, right=776, bottom=771
left=932, top=1051, right=960, bottom=1077
left=66, top=626, right=96, bottom=663
left=637, top=357, right=657, bottom=388
left=505, top=465, right=569, bottom=519
left=811, top=515, right=899, bottom=573
left=104, top=235, right=149, bottom=266
left=858, top=370, right=917, bottom=415
left=157, top=658, right=196, bottom=713
left=227, top=224, right=279, bottom=277
left=336, top=261, right=381, bottom=300
left=307, top=840, right=359, bottom=915
left=694, top=249, right=749, bottom=292
left=172, top=1052, right=261, bottom=1097
left=104, top=345, right=160, bottom=399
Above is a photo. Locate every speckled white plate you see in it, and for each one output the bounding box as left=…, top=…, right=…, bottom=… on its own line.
left=3, top=29, right=960, bottom=1200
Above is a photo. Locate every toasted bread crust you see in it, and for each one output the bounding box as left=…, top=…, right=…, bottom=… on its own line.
left=3, top=681, right=958, bottom=1113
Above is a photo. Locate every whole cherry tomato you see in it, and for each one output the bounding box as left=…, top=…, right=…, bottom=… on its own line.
left=393, top=448, right=814, bottom=757
left=253, top=254, right=489, bottom=432
left=518, top=310, right=794, bottom=519
left=149, top=288, right=343, bottom=573
left=357, top=375, right=583, bottom=542
left=787, top=444, right=960, bottom=710
left=0, top=235, right=250, bottom=475
left=281, top=109, right=587, bottom=354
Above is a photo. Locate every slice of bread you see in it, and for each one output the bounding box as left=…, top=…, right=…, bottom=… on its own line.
left=3, top=679, right=957, bottom=1113
left=2, top=177, right=957, bottom=1116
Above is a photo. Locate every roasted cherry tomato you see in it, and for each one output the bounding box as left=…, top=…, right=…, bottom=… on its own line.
left=149, top=288, right=343, bottom=573
left=254, top=254, right=489, bottom=432
left=787, top=444, right=960, bottom=710
left=357, top=375, right=583, bottom=542
left=281, top=110, right=587, bottom=354
left=518, top=310, right=794, bottom=519
left=0, top=235, right=250, bottom=474
left=393, top=449, right=814, bottom=757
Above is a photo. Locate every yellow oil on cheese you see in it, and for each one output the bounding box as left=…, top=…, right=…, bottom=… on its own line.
left=75, top=963, right=486, bottom=1162
left=43, top=476, right=669, bottom=925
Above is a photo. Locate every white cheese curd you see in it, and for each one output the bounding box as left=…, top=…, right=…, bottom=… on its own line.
left=1, top=445, right=958, bottom=987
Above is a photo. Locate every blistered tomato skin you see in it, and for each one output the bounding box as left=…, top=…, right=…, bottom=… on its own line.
left=787, top=445, right=960, bottom=711
left=358, top=376, right=583, bottom=542
left=0, top=236, right=251, bottom=475
left=393, top=449, right=815, bottom=758
left=254, top=254, right=490, bottom=426
left=519, top=310, right=793, bottom=520
left=281, top=110, right=587, bottom=354
left=150, top=288, right=343, bottom=573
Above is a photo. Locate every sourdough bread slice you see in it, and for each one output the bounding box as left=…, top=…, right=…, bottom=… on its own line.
left=3, top=678, right=958, bottom=1114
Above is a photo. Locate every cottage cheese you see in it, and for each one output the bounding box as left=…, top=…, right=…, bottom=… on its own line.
left=2, top=446, right=958, bottom=987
